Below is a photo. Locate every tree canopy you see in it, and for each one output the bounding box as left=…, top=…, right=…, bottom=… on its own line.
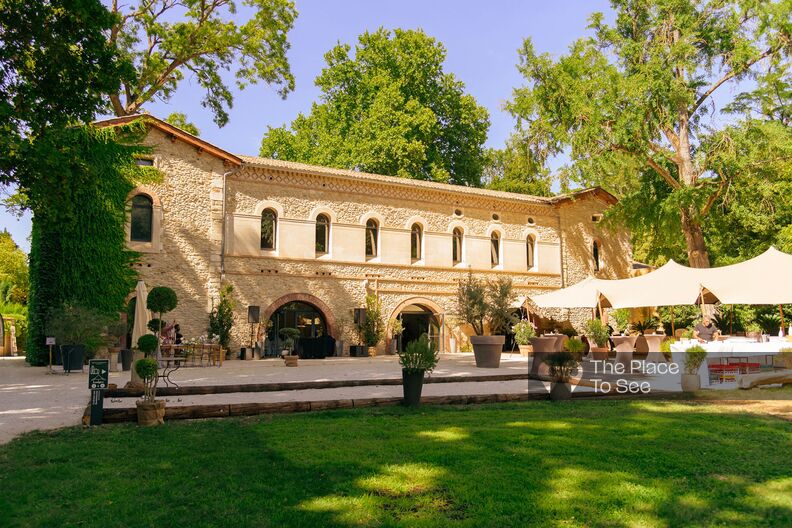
left=507, top=0, right=791, bottom=267
left=260, top=28, right=490, bottom=186
left=165, top=112, right=201, bottom=136
left=107, top=0, right=297, bottom=127
left=0, top=230, right=28, bottom=304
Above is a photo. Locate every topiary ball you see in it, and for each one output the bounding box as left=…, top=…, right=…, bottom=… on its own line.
left=147, top=287, right=177, bottom=314
left=137, top=334, right=159, bottom=356
left=135, top=357, right=159, bottom=381
left=147, top=318, right=166, bottom=333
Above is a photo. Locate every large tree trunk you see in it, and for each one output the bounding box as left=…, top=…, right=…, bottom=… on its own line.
left=680, top=206, right=710, bottom=268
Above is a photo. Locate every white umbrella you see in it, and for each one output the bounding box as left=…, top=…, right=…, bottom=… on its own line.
left=130, top=280, right=152, bottom=347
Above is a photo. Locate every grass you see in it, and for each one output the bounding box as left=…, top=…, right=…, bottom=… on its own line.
left=1, top=400, right=791, bottom=527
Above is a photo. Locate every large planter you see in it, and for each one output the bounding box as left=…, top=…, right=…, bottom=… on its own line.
left=136, top=400, right=165, bottom=426
left=518, top=344, right=533, bottom=357
left=590, top=346, right=609, bottom=361
left=120, top=349, right=133, bottom=371
left=368, top=346, right=377, bottom=357
left=681, top=373, right=701, bottom=392
left=283, top=353, right=298, bottom=367
left=61, top=345, right=85, bottom=373
left=449, top=337, right=457, bottom=354
left=470, top=335, right=505, bottom=368
left=549, top=381, right=572, bottom=401
left=402, top=369, right=425, bottom=407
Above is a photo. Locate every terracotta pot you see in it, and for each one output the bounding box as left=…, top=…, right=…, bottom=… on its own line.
left=518, top=344, right=533, bottom=357
left=681, top=373, right=701, bottom=391
left=549, top=381, right=572, bottom=401
left=136, top=400, right=165, bottom=426
left=470, top=335, right=505, bottom=368
left=284, top=355, right=299, bottom=367
left=590, top=346, right=609, bottom=361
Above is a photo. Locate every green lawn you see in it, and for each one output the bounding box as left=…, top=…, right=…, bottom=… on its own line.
left=1, top=400, right=790, bottom=527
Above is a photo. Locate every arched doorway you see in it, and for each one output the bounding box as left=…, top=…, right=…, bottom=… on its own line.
left=391, top=301, right=444, bottom=353
left=264, top=300, right=333, bottom=358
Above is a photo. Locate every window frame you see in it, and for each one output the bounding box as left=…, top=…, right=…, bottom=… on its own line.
left=315, top=213, right=330, bottom=255
left=490, top=231, right=500, bottom=267
left=526, top=234, right=536, bottom=270
left=130, top=194, right=154, bottom=243
left=260, top=208, right=278, bottom=250
left=365, top=219, right=378, bottom=259
left=452, top=227, right=464, bottom=265
left=410, top=223, right=423, bottom=262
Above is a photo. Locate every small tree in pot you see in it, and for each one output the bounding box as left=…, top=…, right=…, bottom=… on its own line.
left=388, top=318, right=404, bottom=354
left=455, top=273, right=515, bottom=368
left=398, top=333, right=439, bottom=407
left=279, top=327, right=301, bottom=366
left=360, top=293, right=384, bottom=356
left=543, top=351, right=579, bottom=401
left=50, top=304, right=108, bottom=372
left=147, top=286, right=178, bottom=357
left=513, top=320, right=536, bottom=357
left=135, top=334, right=164, bottom=425
left=585, top=319, right=610, bottom=360
left=681, top=345, right=707, bottom=391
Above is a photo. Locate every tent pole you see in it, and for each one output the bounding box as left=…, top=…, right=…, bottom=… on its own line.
left=670, top=306, right=675, bottom=336
left=730, top=306, right=733, bottom=335
left=780, top=304, right=786, bottom=334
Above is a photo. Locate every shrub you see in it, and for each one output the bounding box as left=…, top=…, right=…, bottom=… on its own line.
left=49, top=304, right=110, bottom=357
left=543, top=351, right=578, bottom=383
left=683, top=345, right=708, bottom=374
left=565, top=337, right=585, bottom=359
left=137, top=334, right=158, bottom=356
left=398, top=333, right=439, bottom=374
left=630, top=317, right=659, bottom=335
left=147, top=318, right=167, bottom=334
left=208, top=285, right=234, bottom=349
left=512, top=320, right=536, bottom=345
left=278, top=327, right=301, bottom=353
left=146, top=287, right=177, bottom=315
left=134, top=357, right=159, bottom=402
left=659, top=338, right=676, bottom=353
left=584, top=319, right=610, bottom=348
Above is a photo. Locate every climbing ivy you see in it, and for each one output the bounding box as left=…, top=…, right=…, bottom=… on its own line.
left=23, top=121, right=159, bottom=364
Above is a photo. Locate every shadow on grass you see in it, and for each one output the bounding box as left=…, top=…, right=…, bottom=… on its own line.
left=0, top=400, right=790, bottom=527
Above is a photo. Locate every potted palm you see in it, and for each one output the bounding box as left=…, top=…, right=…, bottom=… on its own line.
left=543, top=351, right=579, bottom=401
left=585, top=319, right=610, bottom=360
left=456, top=274, right=515, bottom=368
left=513, top=320, right=536, bottom=357
left=279, top=327, right=301, bottom=366
left=565, top=337, right=585, bottom=361
left=681, top=345, right=707, bottom=391
left=630, top=318, right=659, bottom=335
left=398, top=333, right=439, bottom=407
left=135, top=333, right=164, bottom=425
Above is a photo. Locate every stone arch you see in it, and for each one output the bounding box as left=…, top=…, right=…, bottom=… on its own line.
left=387, top=297, right=448, bottom=352
left=261, top=293, right=337, bottom=338
left=254, top=200, right=284, bottom=217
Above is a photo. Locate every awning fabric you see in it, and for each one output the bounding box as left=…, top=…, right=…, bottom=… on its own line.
left=530, top=247, right=792, bottom=309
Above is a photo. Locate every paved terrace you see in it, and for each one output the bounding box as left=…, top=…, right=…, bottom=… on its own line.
left=1, top=354, right=675, bottom=443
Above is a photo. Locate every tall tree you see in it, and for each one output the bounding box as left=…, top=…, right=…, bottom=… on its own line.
left=0, top=230, right=28, bottom=304
left=483, top=140, right=552, bottom=196
left=165, top=112, right=201, bottom=136
left=260, top=28, right=490, bottom=186
left=0, top=0, right=128, bottom=183
left=507, top=0, right=790, bottom=267
left=107, top=0, right=297, bottom=126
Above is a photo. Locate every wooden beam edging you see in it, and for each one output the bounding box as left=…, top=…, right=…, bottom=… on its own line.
left=105, top=373, right=534, bottom=398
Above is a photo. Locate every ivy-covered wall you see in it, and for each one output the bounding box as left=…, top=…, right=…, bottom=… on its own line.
left=24, top=122, right=156, bottom=364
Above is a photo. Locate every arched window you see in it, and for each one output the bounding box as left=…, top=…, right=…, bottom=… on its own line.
left=261, top=209, right=277, bottom=250
left=130, top=194, right=153, bottom=242
left=315, top=214, right=330, bottom=254
left=490, top=232, right=500, bottom=267
left=411, top=223, right=422, bottom=261
left=452, top=227, right=463, bottom=264
left=593, top=240, right=601, bottom=271
left=526, top=235, right=535, bottom=269
left=365, top=219, right=378, bottom=258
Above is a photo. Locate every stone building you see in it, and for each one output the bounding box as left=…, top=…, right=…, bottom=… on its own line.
left=102, top=115, right=632, bottom=355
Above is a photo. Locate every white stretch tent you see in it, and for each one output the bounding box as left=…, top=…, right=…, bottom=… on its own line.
left=530, top=247, right=791, bottom=310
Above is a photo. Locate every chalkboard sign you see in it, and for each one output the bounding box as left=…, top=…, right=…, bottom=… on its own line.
left=88, top=359, right=110, bottom=390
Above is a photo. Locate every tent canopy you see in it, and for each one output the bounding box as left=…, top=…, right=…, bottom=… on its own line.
left=530, top=247, right=790, bottom=310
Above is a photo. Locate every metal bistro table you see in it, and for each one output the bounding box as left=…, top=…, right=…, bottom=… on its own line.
left=157, top=354, right=187, bottom=388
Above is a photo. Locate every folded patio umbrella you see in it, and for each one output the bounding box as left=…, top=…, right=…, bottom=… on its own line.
left=130, top=280, right=152, bottom=347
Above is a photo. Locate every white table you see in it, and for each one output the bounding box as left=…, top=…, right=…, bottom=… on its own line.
left=670, top=338, right=785, bottom=387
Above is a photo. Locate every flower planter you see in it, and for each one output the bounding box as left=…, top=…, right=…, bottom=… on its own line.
left=518, top=344, right=533, bottom=357
left=681, top=373, right=701, bottom=391
left=549, top=381, right=572, bottom=401
left=402, top=369, right=425, bottom=407
left=590, top=346, right=609, bottom=361
left=470, top=335, right=505, bottom=368
left=136, top=400, right=165, bottom=426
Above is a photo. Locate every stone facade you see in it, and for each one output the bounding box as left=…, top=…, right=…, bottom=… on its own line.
left=114, top=116, right=632, bottom=354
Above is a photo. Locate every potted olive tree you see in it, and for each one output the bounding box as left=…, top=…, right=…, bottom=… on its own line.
left=513, top=320, right=536, bottom=357
left=50, top=304, right=107, bottom=373
left=585, top=319, right=610, bottom=360
left=279, top=327, right=301, bottom=366
left=455, top=273, right=515, bottom=368
left=544, top=351, right=579, bottom=401
left=681, top=345, right=707, bottom=391
left=398, top=333, right=439, bottom=407
left=135, top=333, right=164, bottom=425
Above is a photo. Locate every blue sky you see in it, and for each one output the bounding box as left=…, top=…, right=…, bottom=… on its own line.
left=2, top=0, right=613, bottom=252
